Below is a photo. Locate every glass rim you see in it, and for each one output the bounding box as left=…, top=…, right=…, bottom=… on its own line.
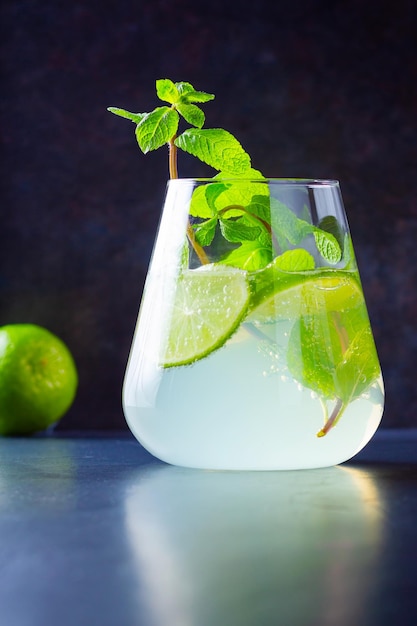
left=167, top=178, right=340, bottom=187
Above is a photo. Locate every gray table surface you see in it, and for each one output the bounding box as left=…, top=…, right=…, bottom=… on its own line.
left=1, top=429, right=417, bottom=626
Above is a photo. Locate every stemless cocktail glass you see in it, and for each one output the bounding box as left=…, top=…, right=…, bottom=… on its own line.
left=123, top=179, right=384, bottom=470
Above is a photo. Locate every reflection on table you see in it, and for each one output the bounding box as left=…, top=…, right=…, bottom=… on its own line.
left=1, top=433, right=417, bottom=626
left=124, top=464, right=383, bottom=626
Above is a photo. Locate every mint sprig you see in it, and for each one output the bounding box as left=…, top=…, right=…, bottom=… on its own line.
left=108, top=79, right=250, bottom=177
left=108, top=78, right=343, bottom=268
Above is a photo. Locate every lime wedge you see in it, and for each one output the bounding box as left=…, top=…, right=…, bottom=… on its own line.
left=161, top=265, right=250, bottom=367
left=248, top=265, right=362, bottom=323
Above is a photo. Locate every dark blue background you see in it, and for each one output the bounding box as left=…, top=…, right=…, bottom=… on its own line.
left=1, top=0, right=416, bottom=430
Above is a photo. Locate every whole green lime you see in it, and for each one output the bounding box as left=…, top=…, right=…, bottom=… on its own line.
left=0, top=324, right=78, bottom=435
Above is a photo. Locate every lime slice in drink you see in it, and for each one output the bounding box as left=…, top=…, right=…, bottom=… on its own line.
left=248, top=267, right=362, bottom=323
left=161, top=265, right=250, bottom=367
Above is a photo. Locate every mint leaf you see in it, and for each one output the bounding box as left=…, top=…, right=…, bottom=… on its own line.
left=135, top=107, right=179, bottom=153
left=175, top=129, right=251, bottom=174
left=219, top=217, right=261, bottom=243
left=270, top=199, right=312, bottom=249
left=270, top=199, right=342, bottom=264
left=246, top=195, right=272, bottom=224
left=189, top=181, right=262, bottom=222
left=193, top=218, right=217, bottom=247
left=313, top=229, right=342, bottom=264
left=287, top=294, right=380, bottom=403
left=288, top=314, right=340, bottom=399
left=189, top=183, right=225, bottom=218
left=220, top=240, right=272, bottom=271
left=189, top=186, right=213, bottom=219
left=156, top=79, right=179, bottom=104
left=107, top=107, right=146, bottom=124
left=175, top=81, right=194, bottom=97
left=189, top=180, right=267, bottom=221
left=216, top=182, right=271, bottom=218
left=274, top=249, right=315, bottom=271
left=176, top=82, right=215, bottom=103
left=215, top=167, right=265, bottom=181
left=318, top=216, right=344, bottom=252
left=213, top=172, right=269, bottom=213
left=205, top=182, right=228, bottom=211
left=300, top=203, right=313, bottom=224
left=222, top=210, right=271, bottom=244
left=335, top=324, right=380, bottom=403
left=176, top=102, right=205, bottom=128
left=343, top=234, right=356, bottom=269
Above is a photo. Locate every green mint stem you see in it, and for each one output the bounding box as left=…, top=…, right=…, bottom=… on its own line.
left=168, top=136, right=178, bottom=179
left=316, top=397, right=345, bottom=437
left=168, top=134, right=209, bottom=265
left=186, top=223, right=210, bottom=265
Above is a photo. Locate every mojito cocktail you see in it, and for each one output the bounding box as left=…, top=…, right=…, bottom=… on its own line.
left=122, top=179, right=384, bottom=469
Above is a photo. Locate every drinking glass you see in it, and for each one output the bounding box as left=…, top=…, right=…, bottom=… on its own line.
left=123, top=179, right=384, bottom=469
